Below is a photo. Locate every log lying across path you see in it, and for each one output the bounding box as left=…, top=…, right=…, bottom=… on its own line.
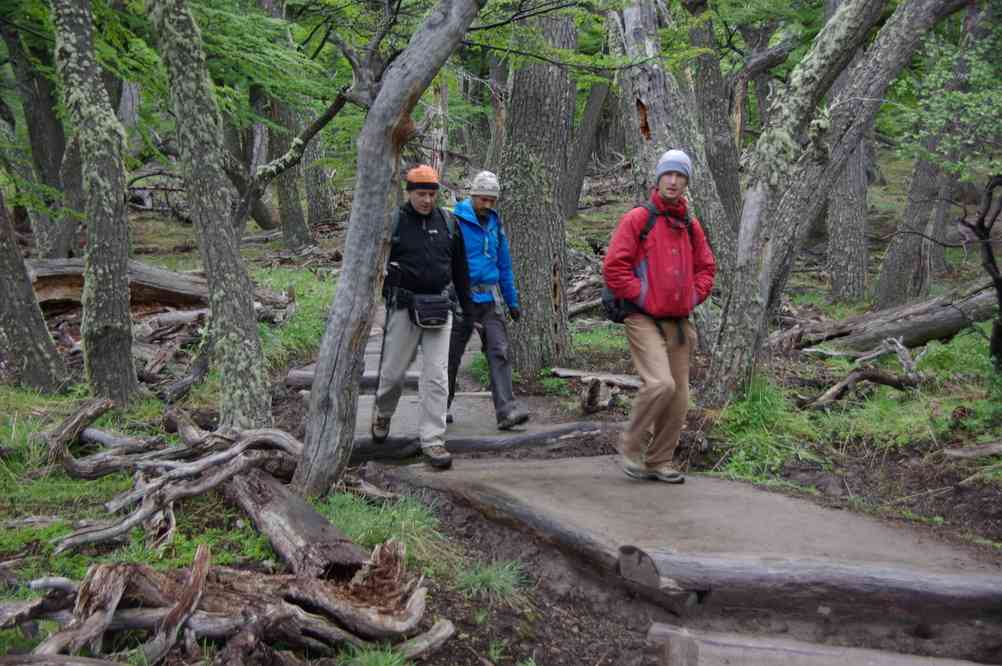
left=770, top=282, right=996, bottom=351
left=26, top=258, right=291, bottom=312
left=647, top=623, right=983, bottom=666
left=618, top=546, right=1002, bottom=621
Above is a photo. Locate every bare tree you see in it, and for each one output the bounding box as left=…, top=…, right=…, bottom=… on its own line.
left=704, top=0, right=967, bottom=407
left=294, top=0, right=487, bottom=496
left=150, top=0, right=272, bottom=428
left=496, top=14, right=576, bottom=377
left=51, top=0, right=139, bottom=404
left=560, top=81, right=609, bottom=219
left=0, top=190, right=67, bottom=392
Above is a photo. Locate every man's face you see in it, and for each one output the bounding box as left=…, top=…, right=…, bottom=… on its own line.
left=472, top=195, right=497, bottom=217
left=657, top=172, right=688, bottom=203
left=408, top=188, right=437, bottom=215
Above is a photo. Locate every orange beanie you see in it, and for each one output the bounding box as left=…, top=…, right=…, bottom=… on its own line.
left=405, top=164, right=440, bottom=190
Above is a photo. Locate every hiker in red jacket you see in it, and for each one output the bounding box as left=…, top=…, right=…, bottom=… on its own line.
left=602, top=149, right=716, bottom=483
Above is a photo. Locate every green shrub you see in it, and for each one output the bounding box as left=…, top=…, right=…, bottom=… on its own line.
left=456, top=560, right=526, bottom=602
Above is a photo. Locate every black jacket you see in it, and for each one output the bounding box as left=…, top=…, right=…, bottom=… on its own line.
left=385, top=202, right=473, bottom=313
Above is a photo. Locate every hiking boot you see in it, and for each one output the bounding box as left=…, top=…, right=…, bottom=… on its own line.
left=648, top=463, right=685, bottom=484
left=370, top=413, right=391, bottom=443
left=497, top=405, right=530, bottom=431
left=620, top=454, right=654, bottom=481
left=423, top=444, right=452, bottom=469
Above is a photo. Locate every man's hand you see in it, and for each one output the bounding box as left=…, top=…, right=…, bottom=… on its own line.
left=509, top=307, right=521, bottom=322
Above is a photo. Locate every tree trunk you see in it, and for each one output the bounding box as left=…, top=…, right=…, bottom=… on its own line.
left=0, top=191, right=67, bottom=392
left=426, top=79, right=449, bottom=179
left=224, top=123, right=279, bottom=233
left=874, top=154, right=941, bottom=307
left=683, top=0, right=742, bottom=238
left=609, top=0, right=735, bottom=292
left=268, top=100, right=315, bottom=251
left=150, top=0, right=272, bottom=429
left=58, top=138, right=85, bottom=257
left=51, top=0, right=139, bottom=404
left=293, top=0, right=485, bottom=496
left=825, top=0, right=869, bottom=302
left=0, top=27, right=71, bottom=258
left=496, top=14, right=575, bottom=377
left=704, top=0, right=955, bottom=407
left=484, top=55, right=510, bottom=171
left=560, top=81, right=609, bottom=219
left=303, top=116, right=338, bottom=229
left=873, top=4, right=984, bottom=309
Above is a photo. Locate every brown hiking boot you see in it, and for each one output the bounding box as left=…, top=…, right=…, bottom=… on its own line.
left=423, top=444, right=452, bottom=469
left=648, top=463, right=685, bottom=484
left=620, top=454, right=654, bottom=481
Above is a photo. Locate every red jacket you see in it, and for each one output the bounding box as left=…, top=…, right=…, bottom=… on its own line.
left=603, top=191, right=716, bottom=319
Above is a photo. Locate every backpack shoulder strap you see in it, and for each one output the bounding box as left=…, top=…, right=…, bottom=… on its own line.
left=434, top=207, right=456, bottom=240
left=638, top=202, right=659, bottom=242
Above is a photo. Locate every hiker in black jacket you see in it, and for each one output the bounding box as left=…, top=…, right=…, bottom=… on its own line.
left=371, top=165, right=473, bottom=469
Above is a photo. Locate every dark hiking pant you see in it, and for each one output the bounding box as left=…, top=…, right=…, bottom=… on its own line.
left=447, top=301, right=516, bottom=420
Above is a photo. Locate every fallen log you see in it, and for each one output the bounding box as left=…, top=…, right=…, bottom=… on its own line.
left=286, top=365, right=409, bottom=391
left=549, top=367, right=642, bottom=390
left=26, top=258, right=291, bottom=313
left=942, top=441, right=1002, bottom=460
left=0, top=657, right=126, bottom=665
left=798, top=368, right=921, bottom=409
left=349, top=422, right=625, bottom=463
left=138, top=544, right=210, bottom=664
left=33, top=563, right=132, bottom=655
left=647, top=623, right=982, bottom=665
left=224, top=469, right=368, bottom=579
left=568, top=297, right=604, bottom=318
left=618, top=546, right=1002, bottom=620
left=770, top=282, right=996, bottom=351
left=398, top=618, right=456, bottom=660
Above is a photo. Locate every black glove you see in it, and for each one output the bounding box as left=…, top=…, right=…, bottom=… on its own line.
left=509, top=307, right=521, bottom=322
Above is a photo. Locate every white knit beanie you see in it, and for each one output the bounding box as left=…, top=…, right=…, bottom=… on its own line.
left=469, top=170, right=500, bottom=198
left=655, top=149, right=693, bottom=183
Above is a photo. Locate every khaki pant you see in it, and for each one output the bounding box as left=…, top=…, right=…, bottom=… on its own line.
left=621, top=315, right=694, bottom=467
left=374, top=306, right=452, bottom=450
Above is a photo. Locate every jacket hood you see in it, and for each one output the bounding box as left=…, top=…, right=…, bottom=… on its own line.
left=454, top=198, right=498, bottom=226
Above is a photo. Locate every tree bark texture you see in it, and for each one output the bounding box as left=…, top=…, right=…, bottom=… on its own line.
left=150, top=0, right=272, bottom=429
left=223, top=123, right=279, bottom=233
left=704, top=0, right=963, bottom=407
left=268, top=100, right=315, bottom=251
left=496, top=14, right=575, bottom=377
left=608, top=0, right=735, bottom=290
left=560, top=81, right=609, bottom=219
left=824, top=0, right=869, bottom=302
left=683, top=0, right=742, bottom=238
left=484, top=55, right=510, bottom=171
left=0, top=191, right=67, bottom=392
left=303, top=117, right=338, bottom=229
left=0, top=27, right=73, bottom=258
left=51, top=0, right=139, bottom=404
left=294, top=0, right=486, bottom=496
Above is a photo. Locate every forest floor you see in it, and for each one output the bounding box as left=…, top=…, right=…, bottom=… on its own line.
left=2, top=151, right=1001, bottom=664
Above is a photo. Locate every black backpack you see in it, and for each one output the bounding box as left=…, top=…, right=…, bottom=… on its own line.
left=601, top=203, right=693, bottom=323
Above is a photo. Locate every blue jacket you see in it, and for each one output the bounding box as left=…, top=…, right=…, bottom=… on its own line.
left=452, top=198, right=519, bottom=309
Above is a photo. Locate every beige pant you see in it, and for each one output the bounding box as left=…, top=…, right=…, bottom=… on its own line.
left=621, top=315, right=694, bottom=467
left=374, top=307, right=452, bottom=449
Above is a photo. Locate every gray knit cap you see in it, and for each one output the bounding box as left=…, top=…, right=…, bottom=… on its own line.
left=469, top=170, right=500, bottom=198
left=654, top=149, right=692, bottom=183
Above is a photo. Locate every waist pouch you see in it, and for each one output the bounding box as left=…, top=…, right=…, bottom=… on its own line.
left=409, top=293, right=452, bottom=328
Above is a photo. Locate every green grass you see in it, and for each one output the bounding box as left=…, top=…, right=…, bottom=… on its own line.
left=813, top=387, right=959, bottom=450
left=456, top=560, right=527, bottom=602
left=713, top=375, right=820, bottom=480
left=572, top=325, right=630, bottom=354
left=253, top=265, right=336, bottom=370
left=788, top=289, right=872, bottom=320
left=339, top=645, right=410, bottom=666
left=314, top=493, right=460, bottom=577
left=538, top=375, right=573, bottom=397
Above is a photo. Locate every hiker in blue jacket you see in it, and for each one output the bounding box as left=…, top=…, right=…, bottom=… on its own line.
left=447, top=171, right=530, bottom=430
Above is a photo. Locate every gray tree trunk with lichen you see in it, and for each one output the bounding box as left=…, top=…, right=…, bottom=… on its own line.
left=303, top=123, right=338, bottom=229
left=704, top=0, right=965, bottom=407
left=51, top=0, right=139, bottom=404
left=0, top=26, right=75, bottom=258
left=0, top=189, right=67, bottom=392
left=268, top=101, right=315, bottom=251
left=496, top=14, right=575, bottom=377
left=294, top=0, right=486, bottom=496
left=150, top=0, right=271, bottom=429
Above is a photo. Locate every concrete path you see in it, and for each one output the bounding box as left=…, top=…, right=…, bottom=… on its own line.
left=390, top=455, right=998, bottom=575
